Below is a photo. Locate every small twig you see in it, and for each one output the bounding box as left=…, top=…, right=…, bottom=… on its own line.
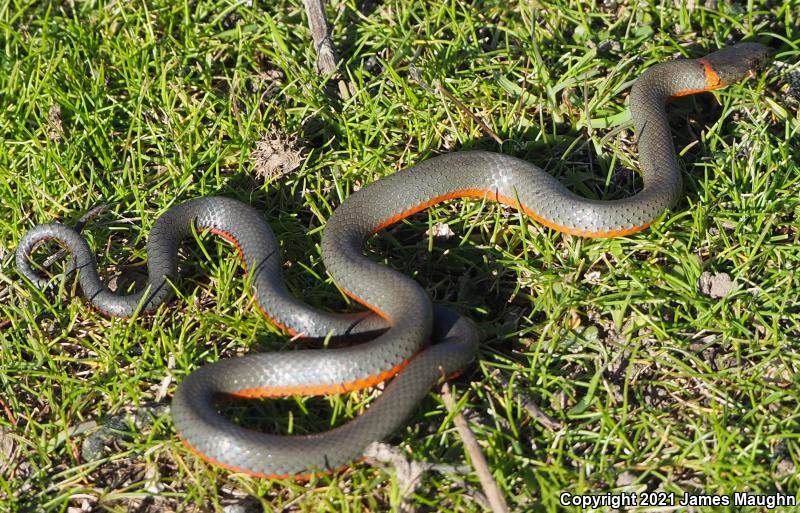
left=0, top=397, right=15, bottom=426
left=409, top=60, right=436, bottom=95
left=408, top=52, right=502, bottom=145
left=491, top=371, right=562, bottom=431
left=435, top=82, right=503, bottom=146
left=441, top=382, right=510, bottom=513
left=303, top=0, right=349, bottom=99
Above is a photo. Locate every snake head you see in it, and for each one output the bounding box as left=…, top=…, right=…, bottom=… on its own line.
left=702, top=42, right=770, bottom=84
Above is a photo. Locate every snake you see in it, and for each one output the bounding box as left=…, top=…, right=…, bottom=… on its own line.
left=16, top=42, right=768, bottom=478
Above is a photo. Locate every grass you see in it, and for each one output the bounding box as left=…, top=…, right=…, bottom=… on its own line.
left=1, top=0, right=799, bottom=511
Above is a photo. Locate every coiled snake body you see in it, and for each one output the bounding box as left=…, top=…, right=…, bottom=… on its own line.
left=17, top=43, right=768, bottom=478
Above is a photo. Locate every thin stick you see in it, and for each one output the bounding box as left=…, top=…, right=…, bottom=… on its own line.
left=441, top=382, right=510, bottom=513
left=491, top=371, right=562, bottom=431
left=0, top=397, right=15, bottom=426
left=409, top=57, right=502, bottom=145
left=436, top=83, right=503, bottom=146
left=303, top=0, right=349, bottom=99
